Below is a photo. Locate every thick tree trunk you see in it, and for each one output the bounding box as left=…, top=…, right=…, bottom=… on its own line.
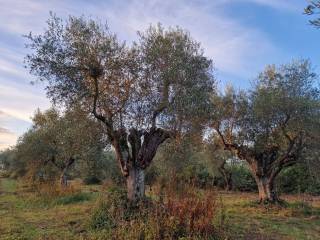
left=126, top=166, right=145, bottom=202
left=112, top=127, right=171, bottom=202
left=255, top=176, right=277, bottom=203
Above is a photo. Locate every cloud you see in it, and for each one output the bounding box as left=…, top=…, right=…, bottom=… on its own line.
left=0, top=0, right=281, bottom=78
left=0, top=126, right=17, bottom=150
left=0, top=127, right=11, bottom=134
left=73, top=0, right=280, bottom=77
left=0, top=82, right=50, bottom=123
left=0, top=110, right=31, bottom=150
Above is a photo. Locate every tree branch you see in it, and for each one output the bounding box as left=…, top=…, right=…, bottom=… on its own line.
left=91, top=76, right=115, bottom=139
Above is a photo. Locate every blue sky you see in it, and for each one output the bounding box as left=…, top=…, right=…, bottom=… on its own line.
left=0, top=0, right=319, bottom=150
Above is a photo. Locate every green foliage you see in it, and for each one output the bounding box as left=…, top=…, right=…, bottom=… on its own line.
left=231, top=164, right=257, bottom=192
left=89, top=186, right=128, bottom=230
left=177, top=163, right=214, bottom=188
left=25, top=15, right=215, bottom=135
left=210, top=60, right=320, bottom=201
left=277, top=164, right=320, bottom=195
left=83, top=176, right=102, bottom=185
left=100, top=151, right=124, bottom=186
left=0, top=178, right=18, bottom=192
left=4, top=107, right=106, bottom=186
left=90, top=200, right=115, bottom=231
left=0, top=148, right=25, bottom=178
left=145, top=164, right=159, bottom=186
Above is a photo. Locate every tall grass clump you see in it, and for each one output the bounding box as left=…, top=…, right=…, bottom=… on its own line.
left=28, top=180, right=91, bottom=207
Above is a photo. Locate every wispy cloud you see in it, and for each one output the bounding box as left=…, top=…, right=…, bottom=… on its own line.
left=68, top=0, right=281, bottom=77
left=0, top=126, right=17, bottom=150
left=0, top=110, right=31, bottom=150
left=0, top=127, right=11, bottom=134
left=0, top=83, right=50, bottom=123
left=0, top=0, right=281, bottom=78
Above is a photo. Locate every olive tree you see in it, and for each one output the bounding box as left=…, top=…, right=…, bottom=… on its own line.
left=16, top=107, right=104, bottom=187
left=25, top=15, right=215, bottom=201
left=210, top=60, right=320, bottom=203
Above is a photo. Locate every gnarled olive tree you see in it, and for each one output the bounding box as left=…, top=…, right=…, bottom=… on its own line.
left=25, top=15, right=215, bottom=201
left=210, top=60, right=320, bottom=203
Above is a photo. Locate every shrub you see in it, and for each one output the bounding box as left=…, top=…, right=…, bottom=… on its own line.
left=90, top=200, right=115, bottom=230
left=277, top=164, right=320, bottom=195
left=89, top=186, right=225, bottom=239
left=83, top=176, right=102, bottom=185
left=173, top=164, right=214, bottom=189
left=231, top=165, right=257, bottom=192
left=89, top=186, right=128, bottom=230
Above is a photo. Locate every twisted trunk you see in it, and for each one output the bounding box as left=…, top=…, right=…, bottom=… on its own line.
left=255, top=176, right=277, bottom=203
left=112, top=127, right=171, bottom=202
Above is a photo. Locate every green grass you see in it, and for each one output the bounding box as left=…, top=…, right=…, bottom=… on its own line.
left=54, top=192, right=92, bottom=205
left=220, top=192, right=320, bottom=239
left=0, top=178, right=17, bottom=193
left=0, top=178, right=320, bottom=239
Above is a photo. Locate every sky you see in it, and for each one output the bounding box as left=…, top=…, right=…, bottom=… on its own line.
left=0, top=0, right=319, bottom=150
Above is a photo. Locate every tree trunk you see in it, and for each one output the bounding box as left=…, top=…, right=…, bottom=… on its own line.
left=112, top=127, right=171, bottom=202
left=224, top=174, right=232, bottom=191
left=60, top=170, right=68, bottom=187
left=255, top=176, right=277, bottom=203
left=126, top=166, right=145, bottom=202
left=218, top=166, right=232, bottom=191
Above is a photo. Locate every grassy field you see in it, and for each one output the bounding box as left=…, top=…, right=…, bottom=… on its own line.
left=0, top=177, right=319, bottom=240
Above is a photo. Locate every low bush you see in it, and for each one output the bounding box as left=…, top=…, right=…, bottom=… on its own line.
left=231, top=165, right=257, bottom=192
left=277, top=164, right=320, bottom=195
left=83, top=175, right=102, bottom=185
left=89, top=186, right=225, bottom=239
left=89, top=186, right=128, bottom=230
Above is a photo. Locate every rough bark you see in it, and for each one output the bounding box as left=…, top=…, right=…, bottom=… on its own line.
left=126, top=166, right=145, bottom=202
left=255, top=176, right=277, bottom=203
left=111, top=127, right=171, bottom=201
